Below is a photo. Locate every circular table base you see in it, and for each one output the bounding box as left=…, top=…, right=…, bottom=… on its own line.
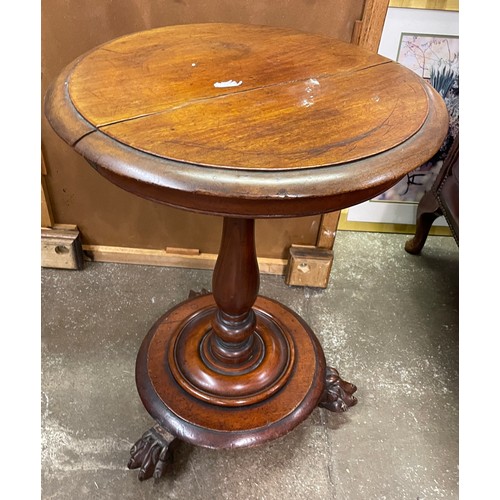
left=135, top=294, right=326, bottom=449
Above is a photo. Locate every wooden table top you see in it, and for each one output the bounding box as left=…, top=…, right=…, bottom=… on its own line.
left=45, top=23, right=449, bottom=218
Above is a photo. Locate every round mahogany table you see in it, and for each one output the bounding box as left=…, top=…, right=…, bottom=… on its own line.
left=45, top=23, right=449, bottom=481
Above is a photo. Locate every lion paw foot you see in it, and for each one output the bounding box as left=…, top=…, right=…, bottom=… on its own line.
left=319, top=366, right=358, bottom=412
left=128, top=424, right=181, bottom=481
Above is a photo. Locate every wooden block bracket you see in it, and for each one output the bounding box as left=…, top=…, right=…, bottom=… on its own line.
left=41, top=224, right=84, bottom=270
left=285, top=244, right=334, bottom=289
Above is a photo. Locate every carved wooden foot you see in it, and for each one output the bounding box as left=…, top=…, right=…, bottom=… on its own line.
left=319, top=366, right=358, bottom=412
left=404, top=189, right=442, bottom=255
left=128, top=424, right=181, bottom=481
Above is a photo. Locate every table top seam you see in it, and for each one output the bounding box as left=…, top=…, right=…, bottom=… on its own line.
left=85, top=60, right=394, bottom=130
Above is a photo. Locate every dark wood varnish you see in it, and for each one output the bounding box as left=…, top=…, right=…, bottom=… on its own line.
left=319, top=366, right=358, bottom=412
left=68, top=24, right=388, bottom=130
left=405, top=137, right=459, bottom=254
left=41, top=0, right=388, bottom=257
left=128, top=424, right=181, bottom=482
left=44, top=23, right=450, bottom=482
left=138, top=293, right=325, bottom=448
left=45, top=23, right=449, bottom=218
left=210, top=218, right=260, bottom=365
left=68, top=25, right=428, bottom=171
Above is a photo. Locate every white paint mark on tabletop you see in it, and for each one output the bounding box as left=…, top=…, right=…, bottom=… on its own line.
left=214, top=80, right=243, bottom=88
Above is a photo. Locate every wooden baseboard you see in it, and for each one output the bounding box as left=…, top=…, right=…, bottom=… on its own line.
left=83, top=245, right=287, bottom=276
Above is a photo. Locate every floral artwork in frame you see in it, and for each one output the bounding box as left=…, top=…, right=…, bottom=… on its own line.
left=373, top=33, right=459, bottom=204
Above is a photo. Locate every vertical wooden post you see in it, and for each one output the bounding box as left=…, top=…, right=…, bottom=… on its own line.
left=210, top=217, right=260, bottom=365
left=352, top=0, right=390, bottom=52
left=41, top=153, right=54, bottom=228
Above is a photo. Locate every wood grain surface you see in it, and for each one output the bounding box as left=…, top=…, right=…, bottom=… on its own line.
left=45, top=23, right=449, bottom=217
left=68, top=24, right=427, bottom=170
left=137, top=293, right=326, bottom=448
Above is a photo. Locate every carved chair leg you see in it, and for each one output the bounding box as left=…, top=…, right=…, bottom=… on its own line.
left=319, top=366, right=358, bottom=412
left=128, top=424, right=182, bottom=481
left=405, top=190, right=442, bottom=255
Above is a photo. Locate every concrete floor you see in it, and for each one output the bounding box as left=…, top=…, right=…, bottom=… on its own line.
left=41, top=230, right=459, bottom=499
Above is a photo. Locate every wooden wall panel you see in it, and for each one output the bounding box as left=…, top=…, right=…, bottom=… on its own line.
left=41, top=0, right=372, bottom=258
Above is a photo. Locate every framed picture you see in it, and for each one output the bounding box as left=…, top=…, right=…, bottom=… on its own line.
left=374, top=33, right=458, bottom=205
left=389, top=0, right=458, bottom=11
left=342, top=7, right=459, bottom=233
